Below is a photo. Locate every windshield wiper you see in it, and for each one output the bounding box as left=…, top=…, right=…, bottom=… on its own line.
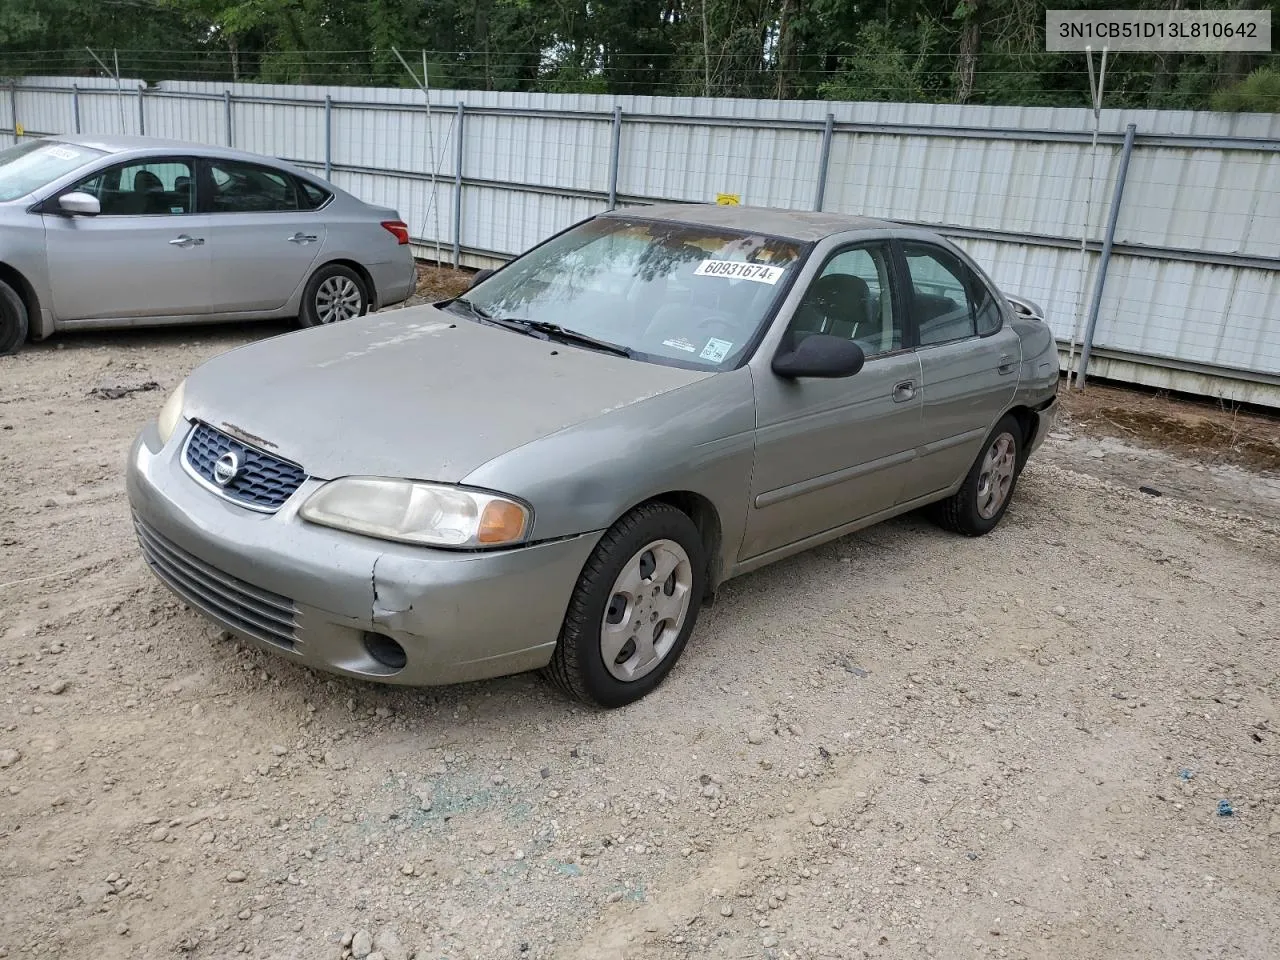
left=448, top=296, right=492, bottom=320
left=513, top=320, right=633, bottom=358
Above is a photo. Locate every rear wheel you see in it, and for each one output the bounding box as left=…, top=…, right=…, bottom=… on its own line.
left=0, top=279, right=29, bottom=355
left=298, top=264, right=369, bottom=328
left=544, top=503, right=706, bottom=708
left=928, top=414, right=1023, bottom=536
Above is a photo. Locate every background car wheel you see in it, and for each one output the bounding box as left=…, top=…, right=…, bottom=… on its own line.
left=544, top=502, right=706, bottom=709
left=928, top=413, right=1024, bottom=537
left=298, top=264, right=369, bottom=328
left=0, top=279, right=29, bottom=355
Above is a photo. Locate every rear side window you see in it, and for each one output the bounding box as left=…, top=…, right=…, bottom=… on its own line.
left=298, top=179, right=332, bottom=209
left=902, top=242, right=1001, bottom=344
left=204, top=159, right=306, bottom=213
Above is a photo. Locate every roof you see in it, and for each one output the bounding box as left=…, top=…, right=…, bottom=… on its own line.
left=604, top=202, right=900, bottom=242
left=44, top=134, right=316, bottom=173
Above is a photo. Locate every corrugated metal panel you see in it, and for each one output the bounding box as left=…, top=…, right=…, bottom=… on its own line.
left=143, top=94, right=225, bottom=145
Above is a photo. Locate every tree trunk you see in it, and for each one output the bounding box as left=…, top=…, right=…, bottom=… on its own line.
left=228, top=36, right=240, bottom=83
left=955, top=0, right=982, bottom=104
left=775, top=0, right=793, bottom=99
left=701, top=0, right=712, bottom=97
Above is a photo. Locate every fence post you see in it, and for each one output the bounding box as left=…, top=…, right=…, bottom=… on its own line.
left=9, top=85, right=18, bottom=142
left=814, top=113, right=834, bottom=212
left=137, top=86, right=145, bottom=136
left=607, top=106, right=623, bottom=210
left=223, top=90, right=233, bottom=146
left=323, top=95, right=333, bottom=179
left=453, top=102, right=465, bottom=269
left=1077, top=121, right=1137, bottom=389
left=72, top=84, right=81, bottom=134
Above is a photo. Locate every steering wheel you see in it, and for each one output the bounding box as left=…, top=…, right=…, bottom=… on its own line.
left=693, top=312, right=739, bottom=339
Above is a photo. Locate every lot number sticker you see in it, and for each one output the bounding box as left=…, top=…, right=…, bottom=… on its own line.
left=694, top=259, right=785, bottom=285
left=47, top=146, right=80, bottom=161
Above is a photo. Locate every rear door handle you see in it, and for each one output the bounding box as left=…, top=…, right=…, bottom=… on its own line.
left=168, top=234, right=204, bottom=248
left=892, top=380, right=916, bottom=403
left=997, top=354, right=1016, bottom=375
left=288, top=232, right=319, bottom=244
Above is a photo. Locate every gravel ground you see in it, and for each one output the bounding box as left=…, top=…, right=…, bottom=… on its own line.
left=1, top=315, right=1278, bottom=960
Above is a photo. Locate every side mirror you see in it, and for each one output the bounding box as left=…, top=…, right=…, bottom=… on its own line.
left=467, top=268, right=495, bottom=290
left=772, top=334, right=865, bottom=379
left=58, top=192, right=101, bottom=216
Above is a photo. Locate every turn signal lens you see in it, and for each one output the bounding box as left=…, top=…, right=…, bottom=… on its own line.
left=478, top=500, right=528, bottom=544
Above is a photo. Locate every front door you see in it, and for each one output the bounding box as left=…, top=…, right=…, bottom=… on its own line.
left=43, top=156, right=214, bottom=320
left=741, top=241, right=923, bottom=561
left=198, top=158, right=327, bottom=312
left=897, top=240, right=1021, bottom=499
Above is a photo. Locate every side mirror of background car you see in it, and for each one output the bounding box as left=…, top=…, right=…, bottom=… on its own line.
left=468, top=268, right=495, bottom=289
left=58, top=192, right=101, bottom=216
left=772, top=334, right=865, bottom=380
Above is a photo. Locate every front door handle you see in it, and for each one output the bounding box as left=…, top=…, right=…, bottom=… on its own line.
left=168, top=234, right=204, bottom=248
left=997, top=354, right=1016, bottom=375
left=892, top=380, right=916, bottom=403
left=288, top=232, right=319, bottom=244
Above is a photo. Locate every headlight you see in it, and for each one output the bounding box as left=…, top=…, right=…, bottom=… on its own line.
left=156, top=379, right=187, bottom=445
left=299, top=477, right=531, bottom=548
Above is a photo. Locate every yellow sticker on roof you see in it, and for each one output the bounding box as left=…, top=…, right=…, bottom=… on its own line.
left=694, top=259, right=785, bottom=285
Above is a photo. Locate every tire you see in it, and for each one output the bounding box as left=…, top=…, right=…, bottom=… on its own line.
left=544, top=503, right=707, bottom=708
left=298, top=264, right=369, bottom=328
left=928, top=414, right=1024, bottom=537
left=0, top=279, right=29, bottom=355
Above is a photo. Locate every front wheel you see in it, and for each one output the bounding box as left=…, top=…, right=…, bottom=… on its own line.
left=298, top=264, right=369, bottom=328
left=544, top=503, right=706, bottom=708
left=928, top=414, right=1023, bottom=536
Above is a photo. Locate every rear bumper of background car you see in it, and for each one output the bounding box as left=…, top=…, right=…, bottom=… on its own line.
left=369, top=253, right=417, bottom=310
left=126, top=421, right=601, bottom=686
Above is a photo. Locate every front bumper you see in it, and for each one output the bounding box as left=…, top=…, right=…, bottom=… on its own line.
left=126, top=421, right=601, bottom=686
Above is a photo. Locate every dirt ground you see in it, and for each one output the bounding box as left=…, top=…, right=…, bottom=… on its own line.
left=1, top=294, right=1278, bottom=960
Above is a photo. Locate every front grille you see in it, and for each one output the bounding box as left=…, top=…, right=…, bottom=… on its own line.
left=184, top=422, right=307, bottom=513
left=134, top=514, right=297, bottom=649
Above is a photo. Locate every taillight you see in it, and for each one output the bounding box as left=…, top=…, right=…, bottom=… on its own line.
left=381, top=220, right=409, bottom=245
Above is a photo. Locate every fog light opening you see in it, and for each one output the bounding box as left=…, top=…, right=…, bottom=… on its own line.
left=363, top=632, right=407, bottom=670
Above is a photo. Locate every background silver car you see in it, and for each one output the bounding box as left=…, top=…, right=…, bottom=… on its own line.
left=0, top=134, right=416, bottom=354
left=127, top=205, right=1060, bottom=709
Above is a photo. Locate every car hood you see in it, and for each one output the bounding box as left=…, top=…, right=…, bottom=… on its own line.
left=183, top=305, right=715, bottom=482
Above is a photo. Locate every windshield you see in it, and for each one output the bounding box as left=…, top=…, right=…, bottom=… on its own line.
left=455, top=217, right=806, bottom=370
left=0, top=139, right=105, bottom=202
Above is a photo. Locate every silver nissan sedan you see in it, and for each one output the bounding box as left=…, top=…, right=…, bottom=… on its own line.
left=0, top=135, right=416, bottom=354
left=127, top=204, right=1060, bottom=708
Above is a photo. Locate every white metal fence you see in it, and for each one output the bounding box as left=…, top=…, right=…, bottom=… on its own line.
left=4, top=75, right=1279, bottom=406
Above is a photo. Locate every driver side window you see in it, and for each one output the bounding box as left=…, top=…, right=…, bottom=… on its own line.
left=787, top=243, right=902, bottom=358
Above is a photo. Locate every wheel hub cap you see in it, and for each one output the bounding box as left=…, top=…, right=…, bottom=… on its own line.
left=976, top=432, right=1017, bottom=520
left=600, top=539, right=693, bottom=682
left=316, top=276, right=362, bottom=324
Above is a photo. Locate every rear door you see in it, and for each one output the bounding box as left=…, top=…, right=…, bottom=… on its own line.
left=196, top=157, right=327, bottom=312
left=43, top=155, right=214, bottom=320
left=741, top=241, right=923, bottom=560
left=897, top=239, right=1021, bottom=500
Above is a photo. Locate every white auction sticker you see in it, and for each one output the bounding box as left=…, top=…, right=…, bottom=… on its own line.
left=662, top=336, right=698, bottom=353
left=47, top=146, right=80, bottom=161
left=694, top=259, right=785, bottom=285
